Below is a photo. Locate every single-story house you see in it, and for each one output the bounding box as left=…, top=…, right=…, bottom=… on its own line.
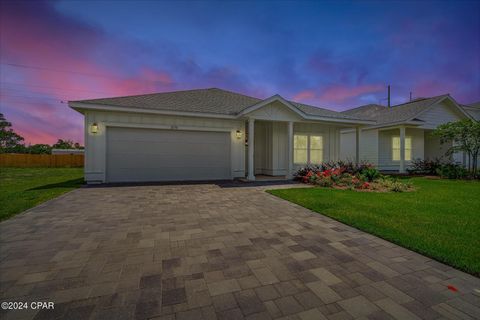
left=69, top=88, right=476, bottom=183
left=339, top=94, right=477, bottom=171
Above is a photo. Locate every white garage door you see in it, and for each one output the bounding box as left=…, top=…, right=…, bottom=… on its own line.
left=106, top=127, right=231, bottom=182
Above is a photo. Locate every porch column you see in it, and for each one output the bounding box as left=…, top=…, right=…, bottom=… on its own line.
left=355, top=126, right=361, bottom=164
left=287, top=121, right=294, bottom=179
left=399, top=126, right=406, bottom=173
left=247, top=118, right=255, bottom=181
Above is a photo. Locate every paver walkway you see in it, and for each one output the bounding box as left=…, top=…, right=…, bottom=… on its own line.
left=1, top=184, right=479, bottom=320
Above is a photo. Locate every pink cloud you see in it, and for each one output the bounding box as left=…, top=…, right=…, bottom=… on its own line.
left=291, top=84, right=384, bottom=109
left=319, top=84, right=384, bottom=104
left=293, top=90, right=315, bottom=101
left=0, top=1, right=176, bottom=144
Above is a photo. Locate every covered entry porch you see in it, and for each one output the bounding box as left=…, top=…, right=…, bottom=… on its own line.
left=235, top=94, right=373, bottom=181
left=245, top=119, right=345, bottom=181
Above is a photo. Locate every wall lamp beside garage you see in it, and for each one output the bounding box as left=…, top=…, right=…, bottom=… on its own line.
left=91, top=123, right=99, bottom=134
left=236, top=130, right=242, bottom=139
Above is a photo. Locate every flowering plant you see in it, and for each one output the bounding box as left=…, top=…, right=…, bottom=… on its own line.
left=295, top=161, right=413, bottom=192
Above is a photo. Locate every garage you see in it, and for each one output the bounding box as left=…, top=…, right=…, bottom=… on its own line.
left=106, top=127, right=231, bottom=182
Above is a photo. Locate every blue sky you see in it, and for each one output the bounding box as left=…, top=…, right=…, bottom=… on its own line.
left=1, top=0, right=479, bottom=143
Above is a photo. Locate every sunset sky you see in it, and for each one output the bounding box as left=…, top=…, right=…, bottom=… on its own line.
left=1, top=0, right=479, bottom=145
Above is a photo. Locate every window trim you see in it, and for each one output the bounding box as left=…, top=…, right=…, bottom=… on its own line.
left=293, top=133, right=324, bottom=165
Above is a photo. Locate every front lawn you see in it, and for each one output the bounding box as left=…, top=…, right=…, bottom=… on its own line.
left=0, top=167, right=84, bottom=221
left=268, top=177, right=480, bottom=276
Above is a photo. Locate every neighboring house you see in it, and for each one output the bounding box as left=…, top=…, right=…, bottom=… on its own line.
left=69, top=89, right=475, bottom=183
left=340, top=95, right=475, bottom=172
left=51, top=148, right=84, bottom=155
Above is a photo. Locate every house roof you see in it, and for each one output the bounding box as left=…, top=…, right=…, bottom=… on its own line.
left=71, top=88, right=472, bottom=126
left=73, top=88, right=260, bottom=116
left=461, top=101, right=480, bottom=109
left=71, top=88, right=370, bottom=121
left=341, top=94, right=460, bottom=126
left=289, top=101, right=363, bottom=120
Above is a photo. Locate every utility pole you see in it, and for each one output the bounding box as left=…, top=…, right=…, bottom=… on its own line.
left=388, top=85, right=391, bottom=107
left=409, top=92, right=412, bottom=102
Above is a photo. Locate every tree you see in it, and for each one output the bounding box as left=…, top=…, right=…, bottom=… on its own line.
left=433, top=119, right=480, bottom=177
left=0, top=113, right=25, bottom=153
left=52, top=139, right=75, bottom=149
left=27, top=144, right=52, bottom=154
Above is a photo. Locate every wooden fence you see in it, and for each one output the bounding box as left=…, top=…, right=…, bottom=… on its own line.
left=0, top=153, right=84, bottom=168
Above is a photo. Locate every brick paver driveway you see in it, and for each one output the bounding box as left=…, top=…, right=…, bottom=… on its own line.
left=1, top=184, right=479, bottom=320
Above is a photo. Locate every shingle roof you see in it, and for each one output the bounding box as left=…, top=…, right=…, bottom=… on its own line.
left=73, top=88, right=261, bottom=116
left=342, top=94, right=450, bottom=125
left=340, top=104, right=387, bottom=119
left=289, top=101, right=365, bottom=120
left=462, top=101, right=480, bottom=109
left=72, top=87, right=368, bottom=121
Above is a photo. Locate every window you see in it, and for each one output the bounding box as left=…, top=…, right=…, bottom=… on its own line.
left=309, top=136, right=323, bottom=164
left=294, top=134, right=324, bottom=164
left=392, top=136, right=412, bottom=161
left=405, top=137, right=412, bottom=160
left=294, top=135, right=308, bottom=164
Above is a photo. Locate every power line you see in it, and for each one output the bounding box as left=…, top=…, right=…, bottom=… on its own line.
left=0, top=93, right=65, bottom=102
left=0, top=100, right=65, bottom=108
left=1, top=62, right=120, bottom=79
left=0, top=87, right=85, bottom=100
left=0, top=81, right=113, bottom=95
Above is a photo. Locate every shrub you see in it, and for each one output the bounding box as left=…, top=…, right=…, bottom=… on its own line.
left=294, top=164, right=321, bottom=180
left=294, top=160, right=375, bottom=180
left=408, top=158, right=444, bottom=175
left=321, top=160, right=373, bottom=175
left=314, top=175, right=334, bottom=187
left=436, top=163, right=469, bottom=179
left=359, top=167, right=381, bottom=182
left=372, top=176, right=413, bottom=192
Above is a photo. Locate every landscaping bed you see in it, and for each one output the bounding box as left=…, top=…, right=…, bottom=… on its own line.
left=296, top=161, right=413, bottom=192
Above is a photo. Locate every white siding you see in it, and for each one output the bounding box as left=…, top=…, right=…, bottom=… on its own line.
left=254, top=121, right=288, bottom=175
left=247, top=101, right=302, bottom=121
left=340, top=130, right=356, bottom=161
left=417, top=100, right=466, bottom=129
left=254, top=121, right=270, bottom=175
left=378, top=128, right=424, bottom=170
left=359, top=129, right=379, bottom=165
left=339, top=129, right=378, bottom=165
left=273, top=122, right=288, bottom=173
left=84, top=110, right=245, bottom=183
left=424, top=131, right=451, bottom=160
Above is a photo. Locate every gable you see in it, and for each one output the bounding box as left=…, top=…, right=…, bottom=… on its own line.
left=417, top=100, right=468, bottom=129
left=245, top=100, right=303, bottom=121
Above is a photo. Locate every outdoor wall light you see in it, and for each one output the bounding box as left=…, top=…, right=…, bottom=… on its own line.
left=91, top=123, right=98, bottom=134
left=236, top=130, right=242, bottom=139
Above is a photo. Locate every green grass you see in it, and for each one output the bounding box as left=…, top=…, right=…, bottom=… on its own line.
left=0, top=167, right=84, bottom=221
left=268, top=178, right=480, bottom=276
